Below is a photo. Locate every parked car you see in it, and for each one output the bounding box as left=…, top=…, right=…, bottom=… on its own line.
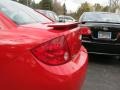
left=79, top=12, right=120, bottom=56
left=59, top=15, right=77, bottom=22
left=0, top=1, right=88, bottom=90
left=36, top=9, right=59, bottom=22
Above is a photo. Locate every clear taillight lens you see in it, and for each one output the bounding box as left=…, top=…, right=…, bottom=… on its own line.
left=32, top=36, right=71, bottom=66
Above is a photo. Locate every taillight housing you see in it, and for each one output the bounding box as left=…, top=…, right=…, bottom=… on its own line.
left=80, top=27, right=91, bottom=35
left=32, top=36, right=71, bottom=66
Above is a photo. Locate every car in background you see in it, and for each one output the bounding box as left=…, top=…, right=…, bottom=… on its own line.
left=36, top=9, right=59, bottom=22
left=59, top=15, right=77, bottom=22
left=0, top=1, right=88, bottom=90
left=79, top=12, right=120, bottom=56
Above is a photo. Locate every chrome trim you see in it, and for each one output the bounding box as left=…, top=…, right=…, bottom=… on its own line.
left=88, top=52, right=120, bottom=56
left=82, top=40, right=120, bottom=45
left=103, top=27, right=109, bottom=31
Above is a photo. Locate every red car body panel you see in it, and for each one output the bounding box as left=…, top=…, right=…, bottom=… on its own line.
left=0, top=2, right=88, bottom=90
left=0, top=45, right=87, bottom=90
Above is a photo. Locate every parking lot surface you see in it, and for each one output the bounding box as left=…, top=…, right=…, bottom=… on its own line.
left=82, top=55, right=120, bottom=90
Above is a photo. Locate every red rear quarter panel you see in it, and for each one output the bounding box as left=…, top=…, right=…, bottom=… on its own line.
left=0, top=46, right=88, bottom=90
left=0, top=12, right=88, bottom=90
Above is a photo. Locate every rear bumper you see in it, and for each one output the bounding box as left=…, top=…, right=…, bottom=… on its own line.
left=0, top=46, right=88, bottom=90
left=31, top=45, right=88, bottom=90
left=82, top=40, right=120, bottom=55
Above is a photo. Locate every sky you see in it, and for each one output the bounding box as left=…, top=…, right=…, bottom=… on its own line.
left=35, top=0, right=109, bottom=12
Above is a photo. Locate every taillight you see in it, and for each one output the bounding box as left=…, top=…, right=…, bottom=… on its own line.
left=32, top=36, right=71, bottom=66
left=80, top=27, right=91, bottom=35
left=66, top=30, right=82, bottom=57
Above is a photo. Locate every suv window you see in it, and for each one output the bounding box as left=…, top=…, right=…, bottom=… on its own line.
left=81, top=12, right=120, bottom=23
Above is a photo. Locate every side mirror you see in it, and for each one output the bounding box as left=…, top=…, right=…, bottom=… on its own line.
left=80, top=27, right=91, bottom=35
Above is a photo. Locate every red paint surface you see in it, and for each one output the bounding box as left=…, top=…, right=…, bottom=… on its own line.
left=0, top=10, right=88, bottom=90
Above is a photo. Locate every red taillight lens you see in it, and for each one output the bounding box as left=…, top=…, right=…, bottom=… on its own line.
left=32, top=36, right=71, bottom=66
left=66, top=30, right=82, bottom=57
left=80, top=27, right=91, bottom=35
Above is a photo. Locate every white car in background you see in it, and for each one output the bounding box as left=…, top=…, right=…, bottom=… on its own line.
left=59, top=15, right=77, bottom=22
left=36, top=9, right=59, bottom=22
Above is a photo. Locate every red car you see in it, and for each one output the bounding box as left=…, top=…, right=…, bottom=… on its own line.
left=0, top=1, right=88, bottom=90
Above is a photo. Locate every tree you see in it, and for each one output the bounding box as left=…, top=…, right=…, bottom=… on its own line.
left=40, top=0, right=53, bottom=10
left=52, top=0, right=64, bottom=15
left=76, top=2, right=91, bottom=19
left=110, top=0, right=120, bottom=12
left=31, top=0, right=36, bottom=8
left=93, top=3, right=103, bottom=11
left=63, top=3, right=67, bottom=15
left=102, top=6, right=109, bottom=12
left=18, top=0, right=32, bottom=6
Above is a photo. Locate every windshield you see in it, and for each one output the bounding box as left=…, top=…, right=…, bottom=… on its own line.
left=0, top=1, right=52, bottom=25
left=81, top=12, right=120, bottom=23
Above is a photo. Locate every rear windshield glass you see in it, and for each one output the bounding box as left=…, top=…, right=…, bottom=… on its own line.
left=0, top=1, right=52, bottom=25
left=82, top=12, right=120, bottom=23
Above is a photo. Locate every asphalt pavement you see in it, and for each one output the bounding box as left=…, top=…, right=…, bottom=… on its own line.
left=82, top=55, right=120, bottom=90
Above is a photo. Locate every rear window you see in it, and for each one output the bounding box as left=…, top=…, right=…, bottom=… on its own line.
left=0, top=1, right=52, bottom=25
left=81, top=12, right=120, bottom=23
